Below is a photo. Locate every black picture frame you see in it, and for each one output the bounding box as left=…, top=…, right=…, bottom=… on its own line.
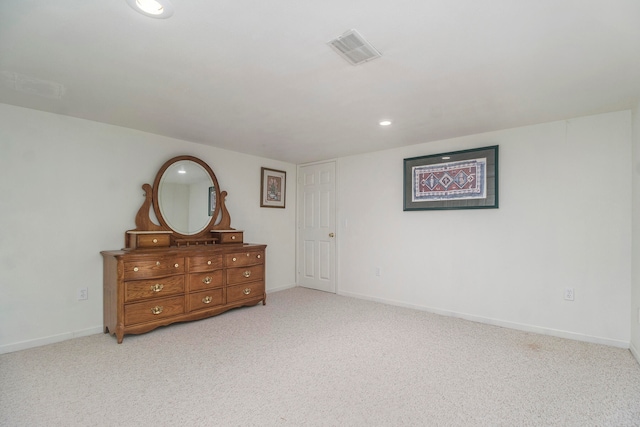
left=260, top=167, right=286, bottom=208
left=403, top=145, right=499, bottom=211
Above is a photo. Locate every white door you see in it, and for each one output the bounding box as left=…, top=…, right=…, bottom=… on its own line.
left=297, top=161, right=336, bottom=293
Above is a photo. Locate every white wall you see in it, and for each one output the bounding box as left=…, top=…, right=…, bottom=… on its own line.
left=0, top=104, right=296, bottom=353
left=632, top=102, right=640, bottom=361
left=337, top=111, right=632, bottom=347
left=1, top=104, right=635, bottom=353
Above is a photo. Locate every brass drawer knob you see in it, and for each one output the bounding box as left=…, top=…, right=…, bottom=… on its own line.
left=150, top=283, right=164, bottom=292
left=202, top=276, right=212, bottom=285
left=243, top=288, right=251, bottom=295
left=152, top=238, right=158, bottom=243
left=151, top=306, right=163, bottom=315
left=156, top=261, right=160, bottom=266
left=243, top=270, right=251, bottom=278
left=174, top=263, right=179, bottom=268
left=133, top=267, right=139, bottom=272
left=257, top=254, right=261, bottom=259
left=207, top=260, right=212, bottom=265
left=231, top=235, right=236, bottom=240
left=232, top=257, right=237, bottom=262
left=202, top=296, right=212, bottom=304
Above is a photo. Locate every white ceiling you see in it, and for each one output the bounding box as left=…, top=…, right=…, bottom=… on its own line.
left=1, top=1, right=639, bottom=164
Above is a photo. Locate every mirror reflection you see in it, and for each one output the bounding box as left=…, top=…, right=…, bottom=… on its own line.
left=158, top=160, right=214, bottom=235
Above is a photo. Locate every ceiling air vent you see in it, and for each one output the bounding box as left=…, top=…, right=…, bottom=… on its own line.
left=327, top=29, right=382, bottom=65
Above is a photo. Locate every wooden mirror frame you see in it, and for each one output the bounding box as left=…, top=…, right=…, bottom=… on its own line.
left=127, top=155, right=233, bottom=247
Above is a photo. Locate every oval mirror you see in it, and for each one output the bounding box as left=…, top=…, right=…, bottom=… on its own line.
left=152, top=156, right=221, bottom=237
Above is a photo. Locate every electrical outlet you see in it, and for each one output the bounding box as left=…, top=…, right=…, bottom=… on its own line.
left=375, top=267, right=381, bottom=277
left=77, top=287, right=88, bottom=301
left=564, top=288, right=574, bottom=301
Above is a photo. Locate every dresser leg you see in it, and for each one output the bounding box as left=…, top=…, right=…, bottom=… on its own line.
left=116, top=326, right=125, bottom=344
left=262, top=293, right=267, bottom=305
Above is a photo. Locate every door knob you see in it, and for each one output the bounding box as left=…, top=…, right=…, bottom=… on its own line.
left=329, top=233, right=335, bottom=238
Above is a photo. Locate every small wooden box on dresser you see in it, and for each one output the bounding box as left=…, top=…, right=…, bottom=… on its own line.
left=102, top=156, right=267, bottom=343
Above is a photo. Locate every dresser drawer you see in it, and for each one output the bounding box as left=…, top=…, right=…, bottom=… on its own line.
left=188, top=254, right=223, bottom=272
left=125, top=276, right=184, bottom=302
left=227, top=282, right=265, bottom=304
left=124, top=296, right=185, bottom=325
left=126, top=231, right=172, bottom=249
left=188, top=289, right=224, bottom=311
left=189, top=270, right=223, bottom=292
left=225, top=251, right=264, bottom=267
left=134, top=233, right=171, bottom=248
left=212, top=230, right=243, bottom=244
left=227, top=265, right=264, bottom=285
left=124, top=257, right=185, bottom=280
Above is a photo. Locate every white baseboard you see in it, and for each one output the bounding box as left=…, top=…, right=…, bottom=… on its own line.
left=0, top=326, right=103, bottom=355
left=4, top=288, right=632, bottom=356
left=267, top=283, right=297, bottom=293
left=1, top=286, right=297, bottom=355
left=338, top=290, right=630, bottom=349
left=631, top=341, right=640, bottom=366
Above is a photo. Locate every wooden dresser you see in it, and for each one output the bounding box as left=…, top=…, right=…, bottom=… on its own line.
left=102, top=155, right=268, bottom=343
left=102, top=244, right=265, bottom=343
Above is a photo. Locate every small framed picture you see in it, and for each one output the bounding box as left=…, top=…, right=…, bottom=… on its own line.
left=260, top=167, right=286, bottom=208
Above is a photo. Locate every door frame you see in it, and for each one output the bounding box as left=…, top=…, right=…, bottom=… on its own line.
left=295, top=159, right=338, bottom=293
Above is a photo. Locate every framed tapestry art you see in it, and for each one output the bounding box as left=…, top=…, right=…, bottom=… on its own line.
left=260, top=167, right=286, bottom=208
left=403, top=145, right=498, bottom=211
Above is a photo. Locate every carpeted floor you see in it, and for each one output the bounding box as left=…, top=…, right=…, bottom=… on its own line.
left=1, top=287, right=639, bottom=426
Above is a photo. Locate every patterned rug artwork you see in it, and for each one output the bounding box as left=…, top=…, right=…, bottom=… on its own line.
left=412, top=158, right=487, bottom=202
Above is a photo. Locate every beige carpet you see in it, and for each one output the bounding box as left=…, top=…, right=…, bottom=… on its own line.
left=1, top=287, right=639, bottom=426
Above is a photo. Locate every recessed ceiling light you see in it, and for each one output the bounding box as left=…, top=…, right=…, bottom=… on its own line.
left=126, top=0, right=174, bottom=19
left=379, top=120, right=392, bottom=126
